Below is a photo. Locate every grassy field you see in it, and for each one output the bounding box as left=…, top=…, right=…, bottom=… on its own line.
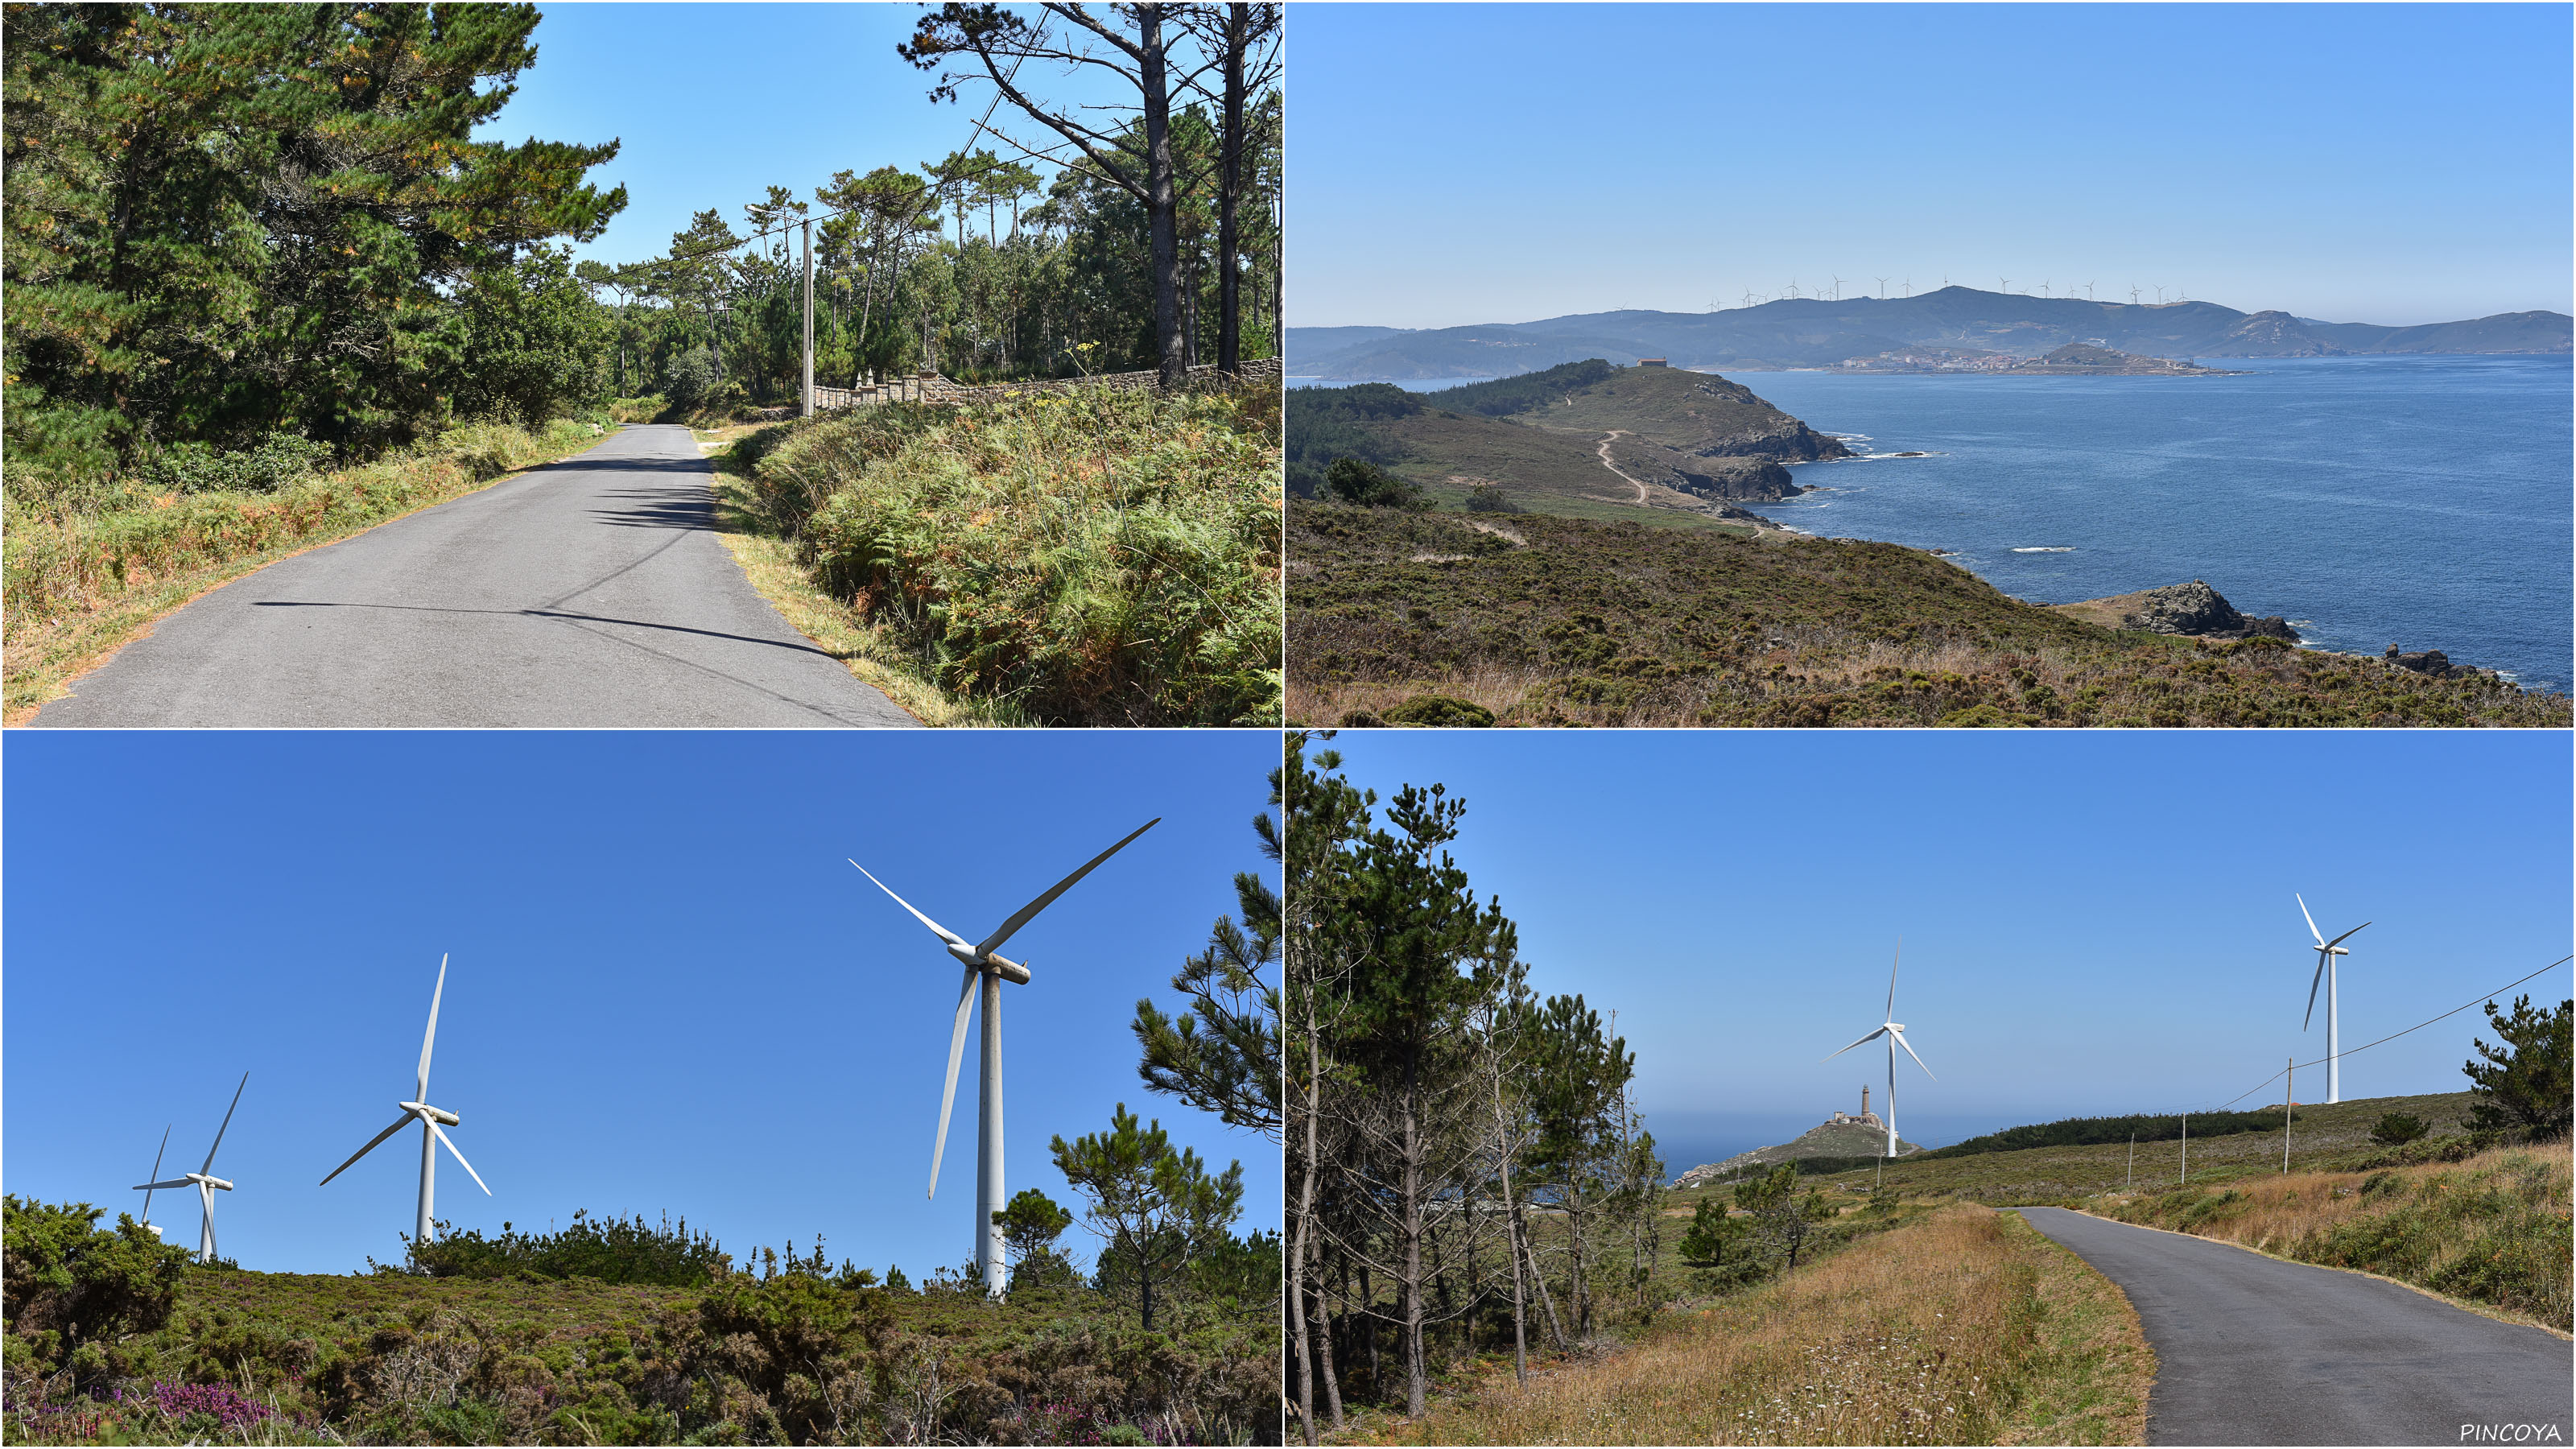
left=2, top=420, right=610, bottom=723
left=1286, top=504, right=2573, bottom=728
left=2, top=1260, right=1277, bottom=1446
left=1341, top=1206, right=2149, bottom=1447
left=2099, top=1146, right=2571, bottom=1333
left=726, top=386, right=1283, bottom=728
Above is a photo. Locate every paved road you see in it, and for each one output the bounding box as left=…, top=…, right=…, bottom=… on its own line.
left=2013, top=1206, right=2571, bottom=1446
left=32, top=424, right=917, bottom=727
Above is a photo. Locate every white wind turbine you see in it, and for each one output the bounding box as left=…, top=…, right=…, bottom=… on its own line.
left=2297, top=895, right=2370, bottom=1104
left=132, top=1073, right=247, bottom=1264
left=1825, top=943, right=1934, bottom=1157
left=852, top=818, right=1160, bottom=1295
left=319, top=956, right=489, bottom=1245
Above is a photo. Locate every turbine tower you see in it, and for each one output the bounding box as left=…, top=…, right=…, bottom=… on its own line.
left=132, top=1074, right=247, bottom=1265
left=320, top=955, right=491, bottom=1245
left=854, top=817, right=1159, bottom=1295
left=2297, top=895, right=2370, bottom=1104
left=1825, top=943, right=1934, bottom=1157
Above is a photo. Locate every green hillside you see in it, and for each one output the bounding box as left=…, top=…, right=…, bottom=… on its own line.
left=1285, top=504, right=2573, bottom=728
left=1765, top=1092, right=2479, bottom=1204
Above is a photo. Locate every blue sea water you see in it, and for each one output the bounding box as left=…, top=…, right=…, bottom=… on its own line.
left=1724, top=356, right=2573, bottom=691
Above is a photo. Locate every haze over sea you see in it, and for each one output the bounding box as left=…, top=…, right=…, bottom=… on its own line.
left=1302, top=355, right=2571, bottom=691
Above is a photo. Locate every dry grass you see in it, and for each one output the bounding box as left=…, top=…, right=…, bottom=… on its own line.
left=2099, top=1145, right=2572, bottom=1332
left=1349, top=1206, right=2149, bottom=1446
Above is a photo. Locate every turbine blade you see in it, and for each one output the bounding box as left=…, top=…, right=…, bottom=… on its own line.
left=430, top=1124, right=491, bottom=1196
left=2303, top=953, right=2326, bottom=1030
left=132, top=1179, right=196, bottom=1191
left=1886, top=939, right=1901, bottom=1020
left=1823, top=1026, right=1888, bottom=1062
left=2324, top=921, right=2371, bottom=951
left=851, top=861, right=971, bottom=952
left=143, top=1123, right=170, bottom=1221
left=418, top=955, right=448, bottom=1101
left=929, top=964, right=976, bottom=1198
left=201, top=1071, right=247, bottom=1175
left=1891, top=1028, right=1936, bottom=1080
left=2297, top=894, right=2326, bottom=950
left=972, top=818, right=1161, bottom=960
left=320, top=1113, right=416, bottom=1187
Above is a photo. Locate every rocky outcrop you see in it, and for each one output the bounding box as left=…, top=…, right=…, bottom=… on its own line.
left=2384, top=646, right=2490, bottom=680
left=2118, top=580, right=2296, bottom=641
left=1674, top=456, right=1801, bottom=502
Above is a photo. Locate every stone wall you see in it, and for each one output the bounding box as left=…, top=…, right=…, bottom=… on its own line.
left=811, top=357, right=1280, bottom=413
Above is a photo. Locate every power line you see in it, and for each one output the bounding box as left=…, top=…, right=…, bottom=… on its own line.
left=2199, top=955, right=2573, bottom=1113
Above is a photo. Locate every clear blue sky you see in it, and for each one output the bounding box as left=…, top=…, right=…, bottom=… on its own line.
left=478, top=4, right=1132, bottom=270
left=2, top=731, right=1280, bottom=1277
left=1311, top=729, right=2573, bottom=1174
left=1290, top=3, right=2573, bottom=329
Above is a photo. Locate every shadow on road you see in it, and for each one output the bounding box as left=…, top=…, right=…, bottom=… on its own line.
left=249, top=600, right=849, bottom=660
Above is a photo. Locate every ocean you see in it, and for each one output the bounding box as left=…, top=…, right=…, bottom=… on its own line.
left=1733, top=355, right=2574, bottom=691
left=1298, top=356, right=2573, bottom=691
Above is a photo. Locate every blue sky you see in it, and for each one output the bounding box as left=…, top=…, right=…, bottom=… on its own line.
left=1290, top=3, right=2574, bottom=329
left=2, top=731, right=1280, bottom=1278
left=479, top=4, right=1134, bottom=270
left=1311, top=729, right=2574, bottom=1174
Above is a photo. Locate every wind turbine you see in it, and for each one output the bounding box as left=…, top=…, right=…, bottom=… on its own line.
left=2085, top=281, right=2097, bottom=300
left=1998, top=277, right=2011, bottom=295
left=2040, top=279, right=2052, bottom=298
left=133, top=1073, right=246, bottom=1265
left=2130, top=285, right=2141, bottom=304
left=1830, top=275, right=1846, bottom=300
left=1825, top=943, right=1934, bottom=1158
left=853, top=817, right=1160, bottom=1296
left=1875, top=276, right=1889, bottom=299
left=2297, top=895, right=2369, bottom=1104
left=1741, top=290, right=1754, bottom=309
left=1902, top=279, right=1913, bottom=297
left=319, top=956, right=490, bottom=1246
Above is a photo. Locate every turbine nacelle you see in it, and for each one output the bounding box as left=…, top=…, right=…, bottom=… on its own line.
left=187, top=1174, right=233, bottom=1192
left=940, top=940, right=1031, bottom=984
left=398, top=1101, right=461, bottom=1126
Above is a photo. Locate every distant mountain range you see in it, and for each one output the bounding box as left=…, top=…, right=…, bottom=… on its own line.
left=1289, top=287, right=2574, bottom=380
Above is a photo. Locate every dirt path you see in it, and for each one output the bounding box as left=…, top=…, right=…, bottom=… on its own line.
left=1595, top=430, right=1651, bottom=504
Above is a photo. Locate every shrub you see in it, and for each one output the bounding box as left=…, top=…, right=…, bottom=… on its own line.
left=1463, top=485, right=1520, bottom=514
left=1324, top=457, right=1422, bottom=509
left=394, top=1210, right=731, bottom=1286
left=751, top=387, right=1281, bottom=725
left=2, top=1199, right=191, bottom=1373
left=663, top=347, right=719, bottom=414
left=2371, top=1113, right=2429, bottom=1146
left=1381, top=694, right=1494, bottom=727
left=145, top=436, right=336, bottom=495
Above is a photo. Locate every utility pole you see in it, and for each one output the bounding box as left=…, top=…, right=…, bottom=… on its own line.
left=2181, top=1112, right=2188, bottom=1184
left=2127, top=1132, right=2134, bottom=1191
left=2284, top=1059, right=2294, bottom=1174
left=801, top=218, right=815, bottom=418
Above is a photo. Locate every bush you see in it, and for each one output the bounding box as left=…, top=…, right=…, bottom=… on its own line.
left=1324, top=457, right=1422, bottom=509
left=2, top=1199, right=191, bottom=1375
left=394, top=1210, right=731, bottom=1286
left=1463, top=485, right=1521, bottom=514
left=1381, top=694, right=1493, bottom=727
left=145, top=436, right=336, bottom=495
left=750, top=387, right=1281, bottom=725
left=2371, top=1113, right=2429, bottom=1146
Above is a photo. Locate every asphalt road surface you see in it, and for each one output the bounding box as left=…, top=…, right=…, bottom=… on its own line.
left=32, top=423, right=917, bottom=727
left=2013, top=1206, right=2571, bottom=1446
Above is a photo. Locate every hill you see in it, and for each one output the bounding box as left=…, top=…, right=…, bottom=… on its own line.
left=1287, top=288, right=2575, bottom=379
left=1284, top=504, right=2573, bottom=728
left=1286, top=361, right=1849, bottom=529
left=1673, top=1119, right=1923, bottom=1189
